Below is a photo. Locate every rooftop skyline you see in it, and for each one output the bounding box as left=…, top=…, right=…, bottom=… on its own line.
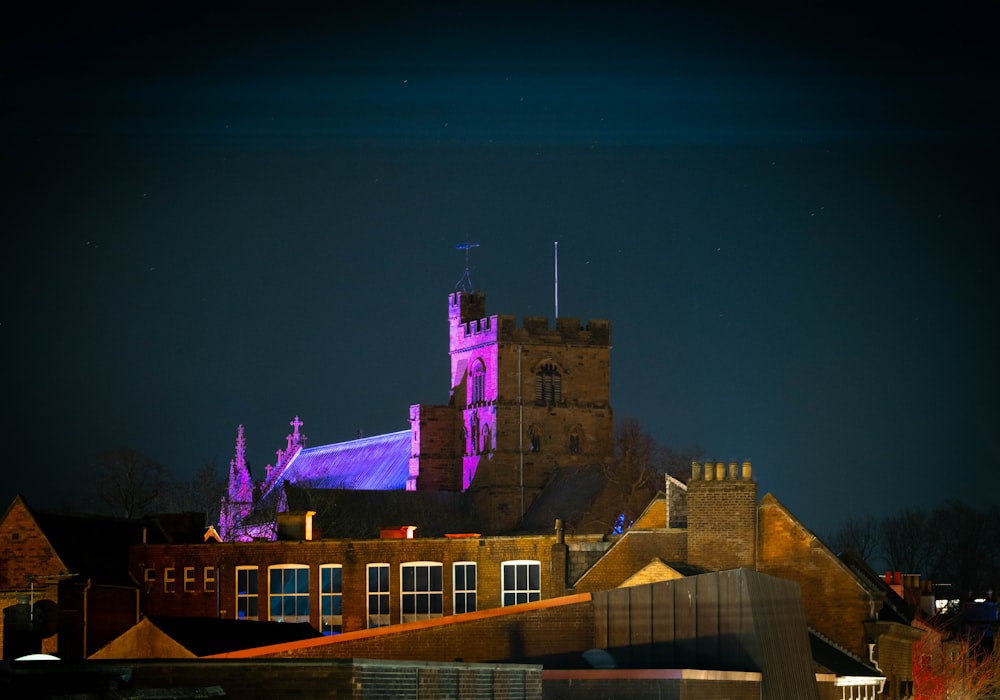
left=3, top=2, right=998, bottom=538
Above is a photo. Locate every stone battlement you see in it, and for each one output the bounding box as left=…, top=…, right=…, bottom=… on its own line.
left=449, top=292, right=610, bottom=348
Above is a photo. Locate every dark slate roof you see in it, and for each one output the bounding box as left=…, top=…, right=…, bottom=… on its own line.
left=808, top=628, right=884, bottom=678
left=261, top=431, right=411, bottom=502
left=838, top=548, right=915, bottom=624
left=147, top=616, right=323, bottom=657
left=283, top=485, right=478, bottom=539
left=32, top=510, right=170, bottom=586
left=517, top=463, right=611, bottom=533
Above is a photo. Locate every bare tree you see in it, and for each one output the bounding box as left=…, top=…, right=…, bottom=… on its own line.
left=926, top=502, right=999, bottom=596
left=828, top=513, right=881, bottom=564
left=86, top=448, right=166, bottom=518
left=602, top=417, right=701, bottom=531
left=913, top=621, right=1000, bottom=700
left=157, top=460, right=227, bottom=527
left=879, top=506, right=936, bottom=575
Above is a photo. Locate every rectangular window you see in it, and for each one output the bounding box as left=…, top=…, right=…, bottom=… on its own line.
left=367, top=563, right=390, bottom=629
left=453, top=562, right=477, bottom=614
left=502, top=560, right=541, bottom=606
left=236, top=566, right=259, bottom=620
left=183, top=567, right=195, bottom=593
left=401, top=562, right=443, bottom=623
left=320, top=564, right=343, bottom=635
left=203, top=567, right=216, bottom=593
left=268, top=564, right=310, bottom=623
left=163, top=567, right=176, bottom=594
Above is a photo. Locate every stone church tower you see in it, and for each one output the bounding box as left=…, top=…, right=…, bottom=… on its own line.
left=409, top=291, right=614, bottom=532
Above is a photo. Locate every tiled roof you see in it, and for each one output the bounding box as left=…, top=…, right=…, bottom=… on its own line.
left=838, top=548, right=914, bottom=624
left=266, top=430, right=411, bottom=497
left=808, top=628, right=883, bottom=678
left=518, top=464, right=612, bottom=533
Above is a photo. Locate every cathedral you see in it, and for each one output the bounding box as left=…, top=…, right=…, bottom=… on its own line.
left=220, top=289, right=615, bottom=540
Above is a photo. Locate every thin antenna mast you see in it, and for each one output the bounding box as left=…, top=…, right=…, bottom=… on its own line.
left=455, top=242, right=480, bottom=293
left=554, top=241, right=559, bottom=319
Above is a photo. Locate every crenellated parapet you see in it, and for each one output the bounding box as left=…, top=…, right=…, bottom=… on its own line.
left=449, top=291, right=611, bottom=352
left=499, top=315, right=611, bottom=346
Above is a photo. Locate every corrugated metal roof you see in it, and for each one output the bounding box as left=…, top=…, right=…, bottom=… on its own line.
left=271, top=430, right=411, bottom=493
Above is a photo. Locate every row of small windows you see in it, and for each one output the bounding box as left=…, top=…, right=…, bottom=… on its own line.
left=203, top=560, right=539, bottom=633
left=146, top=566, right=216, bottom=594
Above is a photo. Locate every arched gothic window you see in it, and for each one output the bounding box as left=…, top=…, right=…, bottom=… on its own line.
left=535, top=363, right=561, bottom=406
left=470, top=360, right=487, bottom=405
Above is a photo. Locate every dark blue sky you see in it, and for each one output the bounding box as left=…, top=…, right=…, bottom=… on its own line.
left=3, top=2, right=998, bottom=537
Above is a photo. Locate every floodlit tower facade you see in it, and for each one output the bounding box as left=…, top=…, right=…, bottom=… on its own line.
left=409, top=291, right=614, bottom=532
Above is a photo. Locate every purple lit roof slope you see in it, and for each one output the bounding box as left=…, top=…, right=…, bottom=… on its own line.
left=271, top=430, right=411, bottom=493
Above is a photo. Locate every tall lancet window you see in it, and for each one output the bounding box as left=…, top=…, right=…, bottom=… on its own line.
left=535, top=363, right=561, bottom=406
left=470, top=360, right=487, bottom=405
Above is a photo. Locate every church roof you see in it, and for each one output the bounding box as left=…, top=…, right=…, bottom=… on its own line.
left=272, top=430, right=411, bottom=493
left=284, top=485, right=476, bottom=539
left=517, top=463, right=614, bottom=534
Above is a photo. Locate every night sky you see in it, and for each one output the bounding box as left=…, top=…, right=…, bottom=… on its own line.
left=3, top=2, right=998, bottom=538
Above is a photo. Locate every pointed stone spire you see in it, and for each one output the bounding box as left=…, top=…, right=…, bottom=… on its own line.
left=220, top=424, right=255, bottom=541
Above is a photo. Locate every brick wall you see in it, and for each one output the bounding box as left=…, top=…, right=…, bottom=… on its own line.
left=132, top=534, right=573, bottom=633
left=756, top=495, right=872, bottom=658
left=686, top=465, right=757, bottom=571
left=0, top=498, right=66, bottom=659
left=408, top=404, right=462, bottom=491
left=0, top=498, right=66, bottom=591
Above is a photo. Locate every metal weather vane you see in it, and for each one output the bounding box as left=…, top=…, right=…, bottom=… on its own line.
left=455, top=242, right=480, bottom=293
